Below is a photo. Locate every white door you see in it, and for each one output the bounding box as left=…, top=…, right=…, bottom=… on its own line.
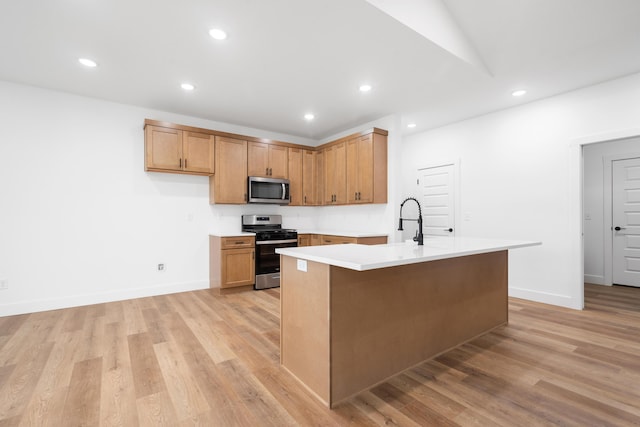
left=417, top=164, right=455, bottom=237
left=612, top=157, right=640, bottom=287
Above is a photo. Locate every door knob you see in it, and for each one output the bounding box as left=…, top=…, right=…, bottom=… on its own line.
left=444, top=228, right=453, bottom=232
left=614, top=226, right=626, bottom=231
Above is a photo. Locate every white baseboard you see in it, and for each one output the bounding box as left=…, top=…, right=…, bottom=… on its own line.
left=0, top=280, right=209, bottom=317
left=583, top=274, right=607, bottom=285
left=508, top=286, right=582, bottom=310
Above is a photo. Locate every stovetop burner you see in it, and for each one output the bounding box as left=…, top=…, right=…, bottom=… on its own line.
left=241, top=214, right=297, bottom=241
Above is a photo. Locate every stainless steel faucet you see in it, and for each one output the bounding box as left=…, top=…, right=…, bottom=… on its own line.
left=398, top=197, right=424, bottom=245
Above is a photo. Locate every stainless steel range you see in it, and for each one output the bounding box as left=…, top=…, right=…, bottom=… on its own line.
left=242, top=214, right=298, bottom=289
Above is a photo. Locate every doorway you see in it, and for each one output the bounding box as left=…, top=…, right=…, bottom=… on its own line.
left=417, top=163, right=457, bottom=237
left=582, top=135, right=640, bottom=293
left=612, top=157, right=640, bottom=287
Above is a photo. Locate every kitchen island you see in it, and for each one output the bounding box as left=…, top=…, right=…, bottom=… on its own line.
left=276, top=237, right=540, bottom=408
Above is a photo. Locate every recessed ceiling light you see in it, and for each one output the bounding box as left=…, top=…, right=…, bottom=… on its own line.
left=512, top=89, right=527, bottom=97
left=407, top=123, right=417, bottom=128
left=209, top=28, right=227, bottom=40
left=304, top=113, right=315, bottom=121
left=78, top=58, right=97, bottom=68
left=181, top=83, right=195, bottom=91
left=359, top=84, right=372, bottom=92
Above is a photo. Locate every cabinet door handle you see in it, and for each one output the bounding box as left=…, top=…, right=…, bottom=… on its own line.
left=179, top=158, right=182, bottom=168
left=269, top=168, right=272, bottom=176
left=235, top=241, right=245, bottom=244
left=184, top=159, right=187, bottom=169
left=304, top=195, right=307, bottom=203
left=244, top=193, right=247, bottom=202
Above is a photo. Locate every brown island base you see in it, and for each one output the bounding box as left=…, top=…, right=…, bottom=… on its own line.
left=276, top=238, right=539, bottom=408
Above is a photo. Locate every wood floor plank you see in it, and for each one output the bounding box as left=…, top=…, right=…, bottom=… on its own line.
left=350, top=391, right=422, bottom=427
left=141, top=308, right=169, bottom=345
left=17, top=331, right=82, bottom=426
left=534, top=379, right=640, bottom=425
left=102, top=300, right=125, bottom=325
left=0, top=283, right=638, bottom=426
left=253, top=365, right=372, bottom=427
left=370, top=381, right=460, bottom=426
left=127, top=333, right=166, bottom=399
left=216, top=358, right=297, bottom=426
left=0, top=315, right=30, bottom=338
left=0, top=311, right=63, bottom=367
left=122, top=300, right=147, bottom=336
left=73, top=314, right=105, bottom=362
left=62, top=306, right=88, bottom=333
left=100, top=321, right=138, bottom=426
left=181, top=316, right=236, bottom=364
left=154, top=341, right=210, bottom=422
left=181, top=348, right=256, bottom=426
left=135, top=391, right=178, bottom=426
left=61, top=357, right=102, bottom=426
left=0, top=342, right=54, bottom=421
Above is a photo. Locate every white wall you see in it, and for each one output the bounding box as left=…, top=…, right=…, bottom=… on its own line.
left=400, top=72, right=640, bottom=309
left=5, top=70, right=640, bottom=316
left=583, top=137, right=640, bottom=285
left=0, top=81, right=397, bottom=316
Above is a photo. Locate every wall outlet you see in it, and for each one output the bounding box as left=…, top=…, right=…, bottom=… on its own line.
left=0, top=279, right=8, bottom=290
left=157, top=263, right=165, bottom=272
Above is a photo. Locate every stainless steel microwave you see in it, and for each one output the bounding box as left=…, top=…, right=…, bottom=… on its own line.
left=248, top=176, right=290, bottom=204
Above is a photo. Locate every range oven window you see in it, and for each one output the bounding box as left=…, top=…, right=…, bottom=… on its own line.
left=255, top=240, right=297, bottom=275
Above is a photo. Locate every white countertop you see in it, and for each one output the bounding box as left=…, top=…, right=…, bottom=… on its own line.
left=296, top=230, right=388, bottom=238
left=210, top=232, right=256, bottom=237
left=276, top=237, right=541, bottom=271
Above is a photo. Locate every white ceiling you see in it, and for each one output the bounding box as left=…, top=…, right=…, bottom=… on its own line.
left=1, top=0, right=640, bottom=140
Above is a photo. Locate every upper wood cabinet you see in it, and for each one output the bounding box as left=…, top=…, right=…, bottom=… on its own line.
left=324, top=142, right=347, bottom=205
left=302, top=149, right=323, bottom=206
left=288, top=147, right=303, bottom=206
left=144, top=119, right=387, bottom=206
left=248, top=142, right=288, bottom=178
left=346, top=132, right=387, bottom=204
left=209, top=136, right=248, bottom=204
left=145, top=125, right=214, bottom=175
left=347, top=134, right=374, bottom=203
left=183, top=131, right=216, bottom=174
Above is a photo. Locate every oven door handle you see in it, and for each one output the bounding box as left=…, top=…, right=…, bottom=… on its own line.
left=256, top=239, right=298, bottom=245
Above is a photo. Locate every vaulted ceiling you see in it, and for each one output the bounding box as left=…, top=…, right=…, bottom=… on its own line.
left=1, top=0, right=639, bottom=139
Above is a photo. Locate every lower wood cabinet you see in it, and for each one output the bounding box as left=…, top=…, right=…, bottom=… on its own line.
left=321, top=235, right=357, bottom=245
left=210, top=235, right=255, bottom=289
left=298, top=234, right=387, bottom=246
left=297, top=234, right=311, bottom=247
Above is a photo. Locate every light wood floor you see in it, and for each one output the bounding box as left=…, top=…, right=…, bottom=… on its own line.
left=0, top=284, right=639, bottom=426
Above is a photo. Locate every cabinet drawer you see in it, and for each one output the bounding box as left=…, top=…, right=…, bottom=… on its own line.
left=221, top=236, right=255, bottom=249
left=322, top=235, right=357, bottom=245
